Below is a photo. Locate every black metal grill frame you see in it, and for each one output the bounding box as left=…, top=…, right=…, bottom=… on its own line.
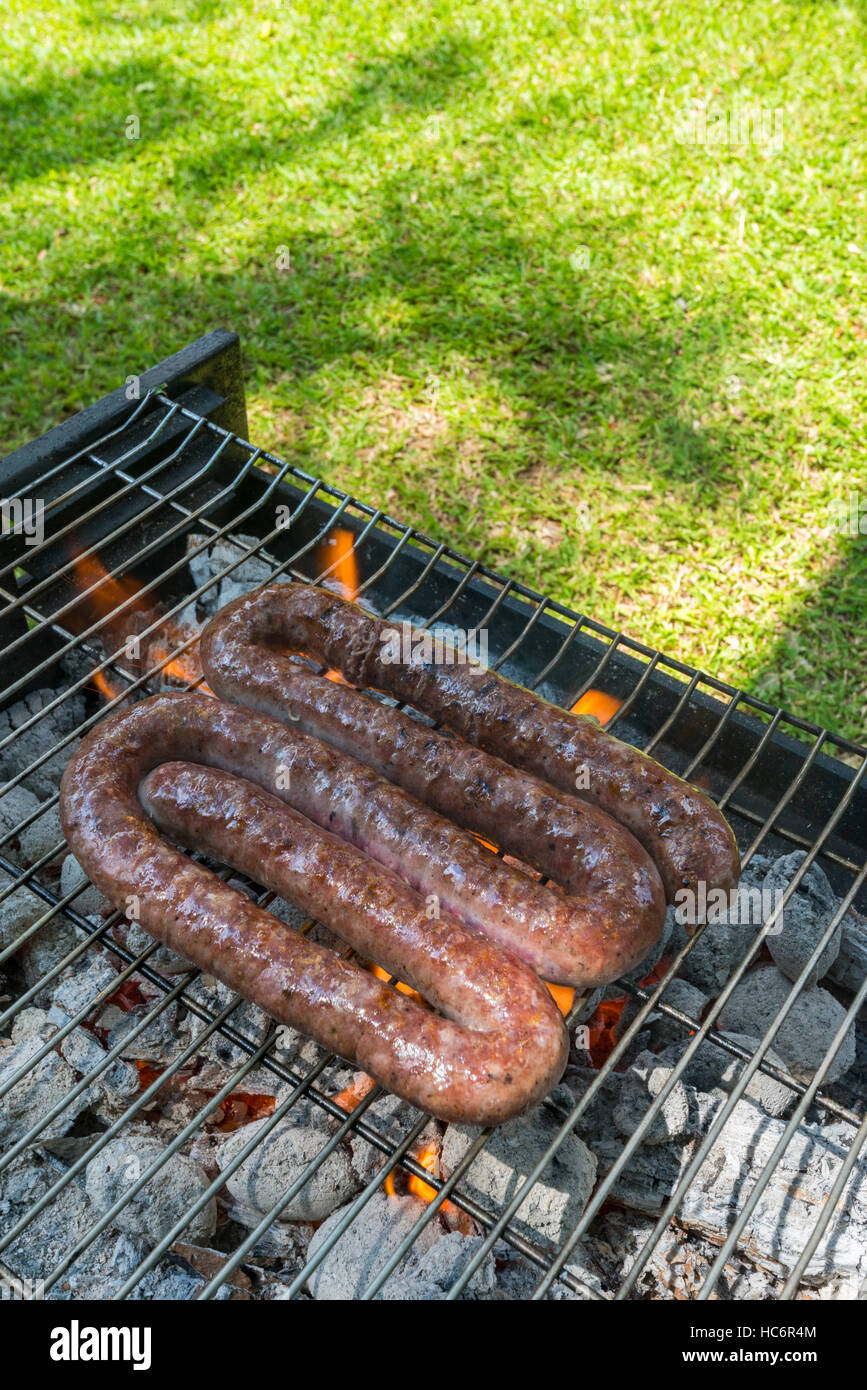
left=1, top=332, right=865, bottom=1301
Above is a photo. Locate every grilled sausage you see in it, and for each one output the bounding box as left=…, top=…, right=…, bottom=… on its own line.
left=201, top=583, right=739, bottom=909
left=68, top=677, right=657, bottom=985
left=199, top=600, right=668, bottom=979
left=60, top=694, right=567, bottom=1125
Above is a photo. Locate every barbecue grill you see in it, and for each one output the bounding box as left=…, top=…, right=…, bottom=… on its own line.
left=2, top=329, right=865, bottom=1302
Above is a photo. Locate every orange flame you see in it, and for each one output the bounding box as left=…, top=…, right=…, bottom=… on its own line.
left=70, top=548, right=206, bottom=695
left=90, top=668, right=124, bottom=703
left=369, top=961, right=426, bottom=1008
left=572, top=688, right=623, bottom=724
left=382, top=1141, right=473, bottom=1231
left=69, top=550, right=143, bottom=621
left=317, top=527, right=360, bottom=601
left=408, top=1150, right=440, bottom=1203
left=148, top=637, right=212, bottom=694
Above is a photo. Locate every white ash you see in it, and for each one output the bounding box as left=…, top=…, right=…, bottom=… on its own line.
left=60, top=855, right=108, bottom=922
left=676, top=1103, right=867, bottom=1291
left=826, top=903, right=867, bottom=1001
left=763, top=851, right=843, bottom=987
left=0, top=785, right=41, bottom=861
left=718, top=964, right=856, bottom=1083
left=613, top=1051, right=702, bottom=1146
left=329, top=1082, right=439, bottom=1188
left=15, top=915, right=78, bottom=997
left=575, top=1075, right=693, bottom=1215
left=183, top=974, right=272, bottom=1069
left=602, top=1209, right=780, bottom=1301
left=49, top=951, right=117, bottom=1019
left=492, top=1240, right=607, bottom=1300
left=657, top=1032, right=795, bottom=1119
left=9, top=1001, right=138, bottom=1104
left=571, top=1062, right=867, bottom=1292
left=11, top=1005, right=53, bottom=1043
left=58, top=1027, right=139, bottom=1101
left=647, top=978, right=709, bottom=1050
left=305, top=1192, right=495, bottom=1300
left=122, top=919, right=193, bottom=975
left=0, top=1032, right=99, bottom=1147
left=441, top=1102, right=597, bottom=1249
left=0, top=689, right=84, bottom=800
left=186, top=534, right=273, bottom=614
left=0, top=866, right=45, bottom=952
left=667, top=907, right=744, bottom=994
left=19, top=799, right=65, bottom=870
left=669, top=853, right=776, bottom=994
left=387, top=1229, right=499, bottom=1300
left=85, top=1133, right=217, bottom=1245
left=0, top=1150, right=210, bottom=1300
left=104, top=1003, right=189, bottom=1064
left=219, top=1111, right=361, bottom=1223
left=221, top=1193, right=316, bottom=1263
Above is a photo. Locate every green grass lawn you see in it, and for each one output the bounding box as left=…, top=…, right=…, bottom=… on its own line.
left=2, top=0, right=865, bottom=744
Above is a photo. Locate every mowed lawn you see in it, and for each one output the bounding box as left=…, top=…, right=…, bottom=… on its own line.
left=2, top=0, right=865, bottom=742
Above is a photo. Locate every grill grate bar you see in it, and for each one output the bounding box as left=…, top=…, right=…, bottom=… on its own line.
left=2, top=385, right=865, bottom=1302
left=0, top=417, right=227, bottom=628
left=0, top=436, right=248, bottom=708
left=113, top=1047, right=343, bottom=1300
left=535, top=764, right=867, bottom=1300
left=699, top=892, right=867, bottom=1300
left=617, top=866, right=867, bottom=1296
left=199, top=1084, right=412, bottom=1301
left=0, top=393, right=171, bottom=567
left=446, top=748, right=867, bottom=1300
left=443, top=930, right=711, bottom=1298
left=359, top=1127, right=497, bottom=1302
left=618, top=976, right=862, bottom=1127
left=780, top=1110, right=867, bottom=1295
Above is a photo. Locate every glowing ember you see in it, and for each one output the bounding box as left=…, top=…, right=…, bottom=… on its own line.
left=368, top=961, right=426, bottom=1008
left=317, top=527, right=360, bottom=601
left=583, top=954, right=672, bottom=1067
left=213, top=1093, right=276, bottom=1132
left=571, top=688, right=623, bottom=725
left=333, top=1072, right=377, bottom=1112
left=585, top=996, right=627, bottom=1067
left=545, top=981, right=575, bottom=1015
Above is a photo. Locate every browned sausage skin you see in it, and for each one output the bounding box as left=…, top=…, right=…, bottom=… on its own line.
left=200, top=582, right=739, bottom=911
left=200, top=596, right=667, bottom=974
left=65, top=680, right=658, bottom=986
left=60, top=694, right=568, bottom=1125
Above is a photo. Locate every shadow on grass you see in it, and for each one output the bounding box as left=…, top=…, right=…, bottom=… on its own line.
left=11, top=29, right=855, bottom=725
left=750, top=528, right=867, bottom=741
left=1, top=58, right=206, bottom=187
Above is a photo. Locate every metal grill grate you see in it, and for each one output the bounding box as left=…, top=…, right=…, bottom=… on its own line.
left=2, top=335, right=866, bottom=1301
